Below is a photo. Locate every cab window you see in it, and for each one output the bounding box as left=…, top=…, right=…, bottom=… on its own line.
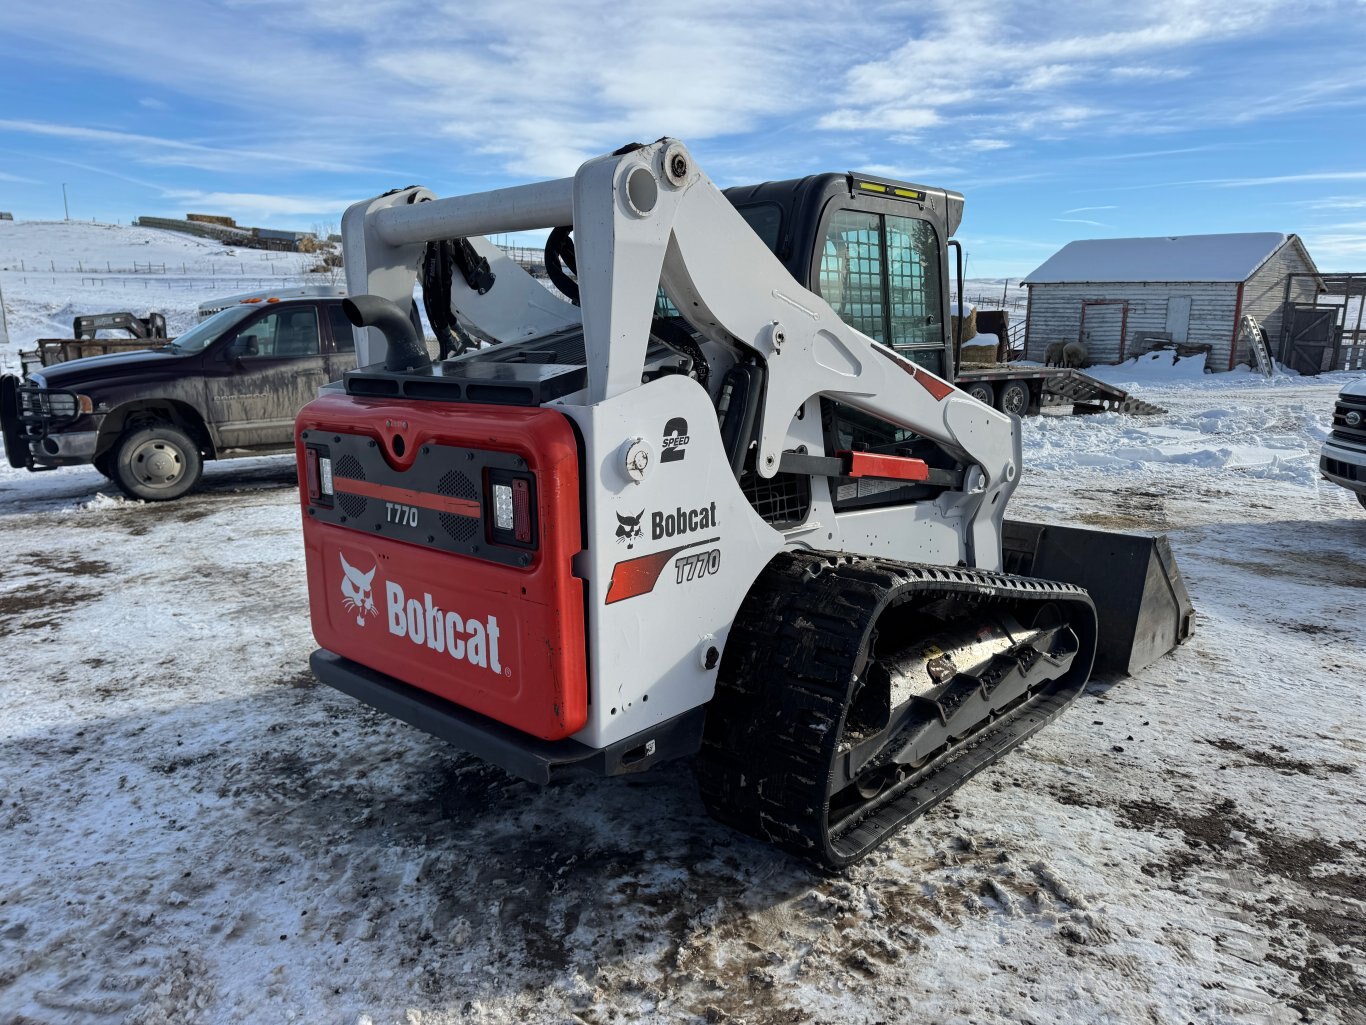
left=326, top=303, right=355, bottom=351
left=886, top=214, right=943, bottom=355
left=234, top=307, right=320, bottom=358
left=736, top=203, right=783, bottom=252
left=815, top=209, right=944, bottom=374
left=817, top=209, right=884, bottom=343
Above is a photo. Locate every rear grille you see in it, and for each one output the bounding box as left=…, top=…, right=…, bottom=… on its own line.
left=437, top=469, right=476, bottom=498
left=1330, top=396, right=1366, bottom=450
left=333, top=453, right=369, bottom=518
left=437, top=470, right=479, bottom=543
left=334, top=454, right=365, bottom=480
left=741, top=471, right=811, bottom=529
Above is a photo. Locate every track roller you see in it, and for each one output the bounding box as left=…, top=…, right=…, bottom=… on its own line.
left=696, top=551, right=1098, bottom=869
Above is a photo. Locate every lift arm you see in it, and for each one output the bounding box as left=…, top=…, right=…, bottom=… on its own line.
left=339, top=140, right=1020, bottom=560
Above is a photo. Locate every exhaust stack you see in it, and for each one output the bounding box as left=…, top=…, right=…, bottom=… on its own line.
left=343, top=294, right=430, bottom=372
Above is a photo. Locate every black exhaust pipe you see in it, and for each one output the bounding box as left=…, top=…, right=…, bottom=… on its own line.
left=343, top=294, right=431, bottom=373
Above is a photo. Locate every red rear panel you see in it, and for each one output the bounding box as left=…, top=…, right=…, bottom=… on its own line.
left=296, top=392, right=586, bottom=740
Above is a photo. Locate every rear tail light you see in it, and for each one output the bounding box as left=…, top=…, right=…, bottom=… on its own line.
left=304, top=444, right=334, bottom=507
left=486, top=468, right=537, bottom=550
left=512, top=478, right=531, bottom=544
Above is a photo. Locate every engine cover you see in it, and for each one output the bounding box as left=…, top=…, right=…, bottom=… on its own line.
left=296, top=392, right=587, bottom=740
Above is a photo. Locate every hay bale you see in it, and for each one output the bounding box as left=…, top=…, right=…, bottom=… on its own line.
left=959, top=343, right=1000, bottom=364
left=951, top=302, right=977, bottom=343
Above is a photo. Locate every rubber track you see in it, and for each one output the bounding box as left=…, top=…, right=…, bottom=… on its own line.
left=696, top=551, right=1097, bottom=870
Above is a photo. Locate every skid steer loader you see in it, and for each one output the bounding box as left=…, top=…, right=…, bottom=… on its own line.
left=296, top=139, right=1192, bottom=868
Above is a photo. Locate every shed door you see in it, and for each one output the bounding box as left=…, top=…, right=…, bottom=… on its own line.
left=1080, top=301, right=1129, bottom=363
left=1165, top=296, right=1192, bottom=344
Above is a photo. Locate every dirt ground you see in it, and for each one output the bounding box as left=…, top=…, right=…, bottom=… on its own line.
left=0, top=380, right=1363, bottom=1025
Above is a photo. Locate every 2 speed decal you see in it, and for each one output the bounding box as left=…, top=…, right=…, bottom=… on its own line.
left=661, top=416, right=689, bottom=463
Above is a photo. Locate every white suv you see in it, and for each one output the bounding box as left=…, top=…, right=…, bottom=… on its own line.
left=1321, top=377, right=1366, bottom=511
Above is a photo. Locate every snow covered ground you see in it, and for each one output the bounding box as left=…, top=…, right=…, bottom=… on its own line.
left=0, top=224, right=1363, bottom=1025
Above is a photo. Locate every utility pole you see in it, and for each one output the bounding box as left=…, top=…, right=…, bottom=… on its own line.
left=62, top=183, right=70, bottom=221
left=0, top=277, right=10, bottom=358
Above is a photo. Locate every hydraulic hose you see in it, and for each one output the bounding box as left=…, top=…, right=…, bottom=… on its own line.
left=342, top=294, right=432, bottom=372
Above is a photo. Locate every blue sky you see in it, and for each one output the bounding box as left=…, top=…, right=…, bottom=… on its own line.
left=1, top=0, right=1364, bottom=278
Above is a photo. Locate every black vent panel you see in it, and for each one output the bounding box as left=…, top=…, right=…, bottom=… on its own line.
left=335, top=454, right=365, bottom=481
left=338, top=493, right=368, bottom=519
left=742, top=471, right=811, bottom=529
left=437, top=470, right=476, bottom=498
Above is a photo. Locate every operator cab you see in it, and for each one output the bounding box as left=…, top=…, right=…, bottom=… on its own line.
left=722, top=173, right=962, bottom=379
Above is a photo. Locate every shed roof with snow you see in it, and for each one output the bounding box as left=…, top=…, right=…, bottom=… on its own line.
left=1022, top=232, right=1297, bottom=284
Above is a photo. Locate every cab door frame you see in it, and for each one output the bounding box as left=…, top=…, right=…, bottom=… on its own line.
left=205, top=302, right=329, bottom=451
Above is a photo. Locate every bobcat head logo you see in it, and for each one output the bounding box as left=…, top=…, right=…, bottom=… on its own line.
left=339, top=553, right=378, bottom=626
left=615, top=511, right=644, bottom=550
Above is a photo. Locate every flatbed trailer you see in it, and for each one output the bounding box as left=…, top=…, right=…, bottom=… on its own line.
left=954, top=363, right=1166, bottom=416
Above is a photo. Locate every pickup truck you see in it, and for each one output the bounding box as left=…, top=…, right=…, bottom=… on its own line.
left=1320, top=378, right=1366, bottom=512
left=1, top=296, right=356, bottom=500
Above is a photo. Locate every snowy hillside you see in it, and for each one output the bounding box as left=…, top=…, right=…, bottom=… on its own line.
left=0, top=219, right=318, bottom=372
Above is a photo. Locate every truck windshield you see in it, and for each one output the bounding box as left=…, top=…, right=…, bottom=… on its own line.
left=169, top=305, right=257, bottom=354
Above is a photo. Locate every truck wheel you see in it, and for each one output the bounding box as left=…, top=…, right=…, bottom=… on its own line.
left=111, top=423, right=202, bottom=501
left=963, top=381, right=995, bottom=406
left=997, top=380, right=1031, bottom=416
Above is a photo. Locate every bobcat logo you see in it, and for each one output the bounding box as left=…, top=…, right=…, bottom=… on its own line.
left=615, top=511, right=644, bottom=550
left=339, top=553, right=378, bottom=626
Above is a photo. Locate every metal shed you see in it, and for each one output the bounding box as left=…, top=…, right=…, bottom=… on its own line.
left=1022, top=233, right=1321, bottom=370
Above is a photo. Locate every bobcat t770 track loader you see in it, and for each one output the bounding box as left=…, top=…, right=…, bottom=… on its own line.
left=296, top=139, right=1192, bottom=868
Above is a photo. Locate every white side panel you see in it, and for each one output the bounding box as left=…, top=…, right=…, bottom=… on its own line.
left=557, top=374, right=783, bottom=748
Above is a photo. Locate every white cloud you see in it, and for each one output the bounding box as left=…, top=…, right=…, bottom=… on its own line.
left=0, top=118, right=389, bottom=175
left=0, top=169, right=41, bottom=184
left=138, top=97, right=168, bottom=110
left=1108, top=65, right=1192, bottom=80
left=1300, top=197, right=1366, bottom=210
left=1053, top=217, right=1113, bottom=228
left=1217, top=171, right=1366, bottom=187
left=1300, top=232, right=1366, bottom=263
left=967, top=139, right=1010, bottom=152
left=813, top=0, right=1355, bottom=150
left=1064, top=205, right=1118, bottom=213
left=160, top=189, right=352, bottom=219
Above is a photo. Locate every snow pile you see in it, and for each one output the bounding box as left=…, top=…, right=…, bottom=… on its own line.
left=78, top=492, right=143, bottom=511
left=1023, top=394, right=1334, bottom=485
left=1084, top=348, right=1209, bottom=384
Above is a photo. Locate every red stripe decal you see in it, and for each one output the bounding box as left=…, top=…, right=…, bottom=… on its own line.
left=606, top=538, right=717, bottom=605
left=334, top=477, right=480, bottom=518
left=874, top=345, right=956, bottom=401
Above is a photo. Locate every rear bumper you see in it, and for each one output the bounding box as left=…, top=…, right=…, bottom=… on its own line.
left=311, top=649, right=706, bottom=784
left=1321, top=440, right=1366, bottom=496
